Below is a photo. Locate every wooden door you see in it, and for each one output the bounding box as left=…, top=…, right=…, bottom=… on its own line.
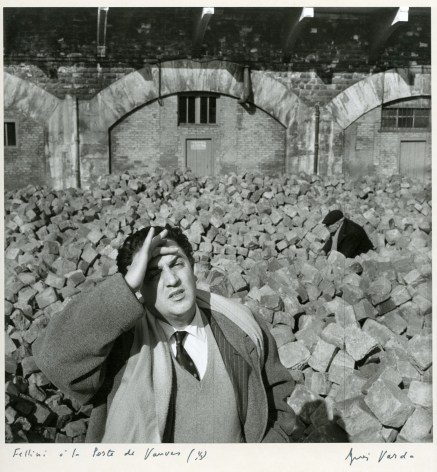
left=399, top=140, right=427, bottom=180
left=186, top=139, right=213, bottom=176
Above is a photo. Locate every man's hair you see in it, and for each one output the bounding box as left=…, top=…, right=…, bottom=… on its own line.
left=116, top=224, right=195, bottom=276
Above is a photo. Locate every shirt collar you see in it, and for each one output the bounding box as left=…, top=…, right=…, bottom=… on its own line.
left=157, top=305, right=206, bottom=342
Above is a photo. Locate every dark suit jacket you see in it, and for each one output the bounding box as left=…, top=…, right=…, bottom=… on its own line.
left=322, top=218, right=374, bottom=258
left=33, top=274, right=296, bottom=443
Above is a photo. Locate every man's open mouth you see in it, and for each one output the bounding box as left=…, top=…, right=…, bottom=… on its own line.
left=169, top=289, right=185, bottom=300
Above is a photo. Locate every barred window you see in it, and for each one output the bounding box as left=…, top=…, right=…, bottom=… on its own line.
left=178, top=95, right=217, bottom=125
left=381, top=98, right=430, bottom=131
left=4, top=122, right=17, bottom=146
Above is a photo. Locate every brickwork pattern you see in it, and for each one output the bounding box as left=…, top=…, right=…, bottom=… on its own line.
left=4, top=108, right=47, bottom=191
left=3, top=8, right=431, bottom=101
left=111, top=94, right=286, bottom=177
left=344, top=102, right=431, bottom=179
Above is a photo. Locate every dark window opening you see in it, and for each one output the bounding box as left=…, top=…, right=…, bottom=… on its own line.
left=178, top=95, right=217, bottom=125
left=4, top=122, right=17, bottom=146
left=381, top=107, right=430, bottom=130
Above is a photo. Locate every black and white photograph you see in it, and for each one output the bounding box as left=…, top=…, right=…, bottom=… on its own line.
left=2, top=2, right=434, bottom=470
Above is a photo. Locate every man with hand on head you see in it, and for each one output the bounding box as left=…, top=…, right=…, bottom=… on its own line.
left=321, top=209, right=374, bottom=258
left=34, top=224, right=296, bottom=443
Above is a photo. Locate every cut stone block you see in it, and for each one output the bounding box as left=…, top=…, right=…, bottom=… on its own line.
left=65, top=270, right=86, bottom=288
left=33, top=404, right=52, bottom=425
left=407, top=381, right=432, bottom=408
left=18, top=287, right=38, bottom=305
left=367, top=277, right=391, bottom=306
left=335, top=397, right=382, bottom=437
left=408, top=334, right=432, bottom=371
left=64, top=419, right=88, bottom=438
left=353, top=298, right=377, bottom=321
left=397, top=407, right=433, bottom=442
left=362, top=318, right=396, bottom=347
left=364, top=378, right=414, bottom=427
left=308, top=338, right=337, bottom=372
left=380, top=311, right=407, bottom=334
left=320, top=323, right=345, bottom=349
left=335, top=372, right=368, bottom=402
left=413, top=294, right=432, bottom=316
left=344, top=325, right=378, bottom=361
left=390, top=285, right=412, bottom=307
left=341, top=283, right=365, bottom=305
left=278, top=341, right=311, bottom=369
left=21, top=356, right=40, bottom=377
left=376, top=297, right=397, bottom=315
left=350, top=427, right=386, bottom=443
left=287, top=384, right=322, bottom=424
left=306, top=372, right=331, bottom=396
left=258, top=285, right=282, bottom=310
left=45, top=272, right=65, bottom=290
left=309, top=397, right=335, bottom=427
left=295, top=327, right=320, bottom=351
left=270, top=324, right=294, bottom=348
left=35, top=287, right=58, bottom=309
left=403, top=269, right=423, bottom=287
left=328, top=350, right=355, bottom=384
left=227, top=271, right=248, bottom=293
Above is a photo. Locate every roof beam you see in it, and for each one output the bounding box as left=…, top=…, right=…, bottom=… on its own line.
left=193, top=7, right=214, bottom=58
left=369, top=7, right=409, bottom=62
left=283, top=7, right=314, bottom=62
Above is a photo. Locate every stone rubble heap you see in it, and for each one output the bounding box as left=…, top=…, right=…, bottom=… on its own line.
left=4, top=170, right=432, bottom=443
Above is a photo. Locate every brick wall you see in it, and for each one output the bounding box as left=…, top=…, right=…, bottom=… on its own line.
left=344, top=102, right=431, bottom=179
left=4, top=8, right=430, bottom=101
left=111, top=94, right=285, bottom=176
left=4, top=108, right=47, bottom=191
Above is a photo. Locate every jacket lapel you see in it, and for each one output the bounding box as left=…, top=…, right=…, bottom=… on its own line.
left=204, top=308, right=268, bottom=442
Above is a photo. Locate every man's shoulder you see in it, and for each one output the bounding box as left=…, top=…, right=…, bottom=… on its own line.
left=344, top=218, right=366, bottom=235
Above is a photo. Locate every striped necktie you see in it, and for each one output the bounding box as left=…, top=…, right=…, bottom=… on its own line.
left=173, top=331, right=200, bottom=380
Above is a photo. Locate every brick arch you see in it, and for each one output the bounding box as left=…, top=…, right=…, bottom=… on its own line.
left=3, top=72, right=60, bottom=122
left=324, top=70, right=431, bottom=129
left=88, top=59, right=308, bottom=132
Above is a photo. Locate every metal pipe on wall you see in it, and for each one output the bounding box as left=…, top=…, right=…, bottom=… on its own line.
left=74, top=96, right=81, bottom=188
left=313, top=104, right=320, bottom=174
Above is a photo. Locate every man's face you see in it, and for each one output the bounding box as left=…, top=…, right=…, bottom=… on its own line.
left=139, top=240, right=197, bottom=328
left=326, top=219, right=343, bottom=235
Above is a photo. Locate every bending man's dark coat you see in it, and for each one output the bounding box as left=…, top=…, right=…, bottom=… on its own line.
left=322, top=218, right=374, bottom=258
left=33, top=273, right=296, bottom=443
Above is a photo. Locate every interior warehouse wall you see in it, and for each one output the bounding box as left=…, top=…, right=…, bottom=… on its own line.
left=110, top=95, right=286, bottom=176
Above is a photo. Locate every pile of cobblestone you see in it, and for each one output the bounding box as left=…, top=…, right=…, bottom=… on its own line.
left=4, top=170, right=432, bottom=443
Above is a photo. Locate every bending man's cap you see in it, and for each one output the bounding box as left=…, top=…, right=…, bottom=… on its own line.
left=322, top=209, right=344, bottom=225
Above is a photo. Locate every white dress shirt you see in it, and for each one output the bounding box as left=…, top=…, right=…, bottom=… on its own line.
left=157, top=306, right=208, bottom=379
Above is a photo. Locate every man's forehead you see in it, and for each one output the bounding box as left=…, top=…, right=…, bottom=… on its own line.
left=148, top=243, right=186, bottom=269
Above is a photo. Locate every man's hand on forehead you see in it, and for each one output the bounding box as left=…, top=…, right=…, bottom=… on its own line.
left=124, top=228, right=179, bottom=292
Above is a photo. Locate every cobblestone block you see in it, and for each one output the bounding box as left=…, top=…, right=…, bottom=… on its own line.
left=35, top=287, right=58, bottom=309
left=308, top=338, right=337, bottom=372
left=407, top=381, right=432, bottom=408
left=344, top=325, right=378, bottom=361
left=364, top=378, right=414, bottom=427
left=287, top=384, right=322, bottom=424
left=328, top=350, right=355, bottom=384
left=397, top=407, right=433, bottom=442
left=408, top=334, right=432, bottom=371
left=278, top=341, right=311, bottom=369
